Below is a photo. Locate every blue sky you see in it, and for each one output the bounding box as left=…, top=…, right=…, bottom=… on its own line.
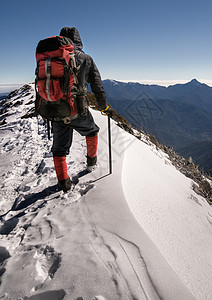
left=0, top=0, right=212, bottom=92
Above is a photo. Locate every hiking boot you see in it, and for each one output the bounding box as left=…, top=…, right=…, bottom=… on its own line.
left=87, top=156, right=97, bottom=172
left=58, top=177, right=72, bottom=192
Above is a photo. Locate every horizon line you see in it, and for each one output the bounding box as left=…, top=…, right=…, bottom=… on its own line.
left=104, top=78, right=212, bottom=87
left=0, top=79, right=212, bottom=93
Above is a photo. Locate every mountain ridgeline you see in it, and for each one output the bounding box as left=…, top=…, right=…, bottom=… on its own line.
left=102, top=79, right=212, bottom=174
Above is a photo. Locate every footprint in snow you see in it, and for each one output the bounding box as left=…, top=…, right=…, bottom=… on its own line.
left=33, top=245, right=61, bottom=286
left=0, top=246, right=10, bottom=284
left=78, top=181, right=95, bottom=196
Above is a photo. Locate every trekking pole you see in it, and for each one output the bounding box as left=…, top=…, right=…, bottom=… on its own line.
left=37, top=116, right=40, bottom=135
left=47, top=119, right=51, bottom=140
left=108, top=115, right=112, bottom=174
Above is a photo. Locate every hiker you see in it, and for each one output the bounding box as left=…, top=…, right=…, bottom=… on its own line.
left=50, top=27, right=112, bottom=192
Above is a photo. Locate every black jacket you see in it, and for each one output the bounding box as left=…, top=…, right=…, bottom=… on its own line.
left=60, top=27, right=107, bottom=110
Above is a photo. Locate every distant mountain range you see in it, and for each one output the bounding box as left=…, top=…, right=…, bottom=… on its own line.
left=102, top=79, right=212, bottom=174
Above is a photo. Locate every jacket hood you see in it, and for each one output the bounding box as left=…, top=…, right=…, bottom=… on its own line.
left=60, top=27, right=83, bottom=51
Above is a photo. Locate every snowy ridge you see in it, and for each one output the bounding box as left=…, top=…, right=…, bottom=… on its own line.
left=0, top=84, right=212, bottom=300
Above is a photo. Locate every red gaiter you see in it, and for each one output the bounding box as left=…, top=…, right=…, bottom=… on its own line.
left=53, top=156, right=69, bottom=181
left=86, top=135, right=98, bottom=157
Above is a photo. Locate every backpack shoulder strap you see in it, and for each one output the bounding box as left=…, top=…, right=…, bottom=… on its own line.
left=69, top=50, right=82, bottom=71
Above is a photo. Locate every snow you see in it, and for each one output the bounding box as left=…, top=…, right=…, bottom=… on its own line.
left=122, top=131, right=212, bottom=300
left=0, top=84, right=212, bottom=299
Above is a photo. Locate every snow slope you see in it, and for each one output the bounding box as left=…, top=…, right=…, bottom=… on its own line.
left=122, top=132, right=212, bottom=300
left=0, top=84, right=212, bottom=300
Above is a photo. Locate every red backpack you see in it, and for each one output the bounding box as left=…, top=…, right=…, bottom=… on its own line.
left=35, top=36, right=82, bottom=123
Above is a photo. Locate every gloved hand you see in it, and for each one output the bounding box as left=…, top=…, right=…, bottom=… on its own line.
left=101, top=106, right=113, bottom=117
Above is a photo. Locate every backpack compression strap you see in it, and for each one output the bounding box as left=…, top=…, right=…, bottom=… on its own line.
left=45, top=58, right=52, bottom=101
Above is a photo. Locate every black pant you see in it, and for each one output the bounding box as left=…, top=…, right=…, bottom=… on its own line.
left=51, top=110, right=99, bottom=157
